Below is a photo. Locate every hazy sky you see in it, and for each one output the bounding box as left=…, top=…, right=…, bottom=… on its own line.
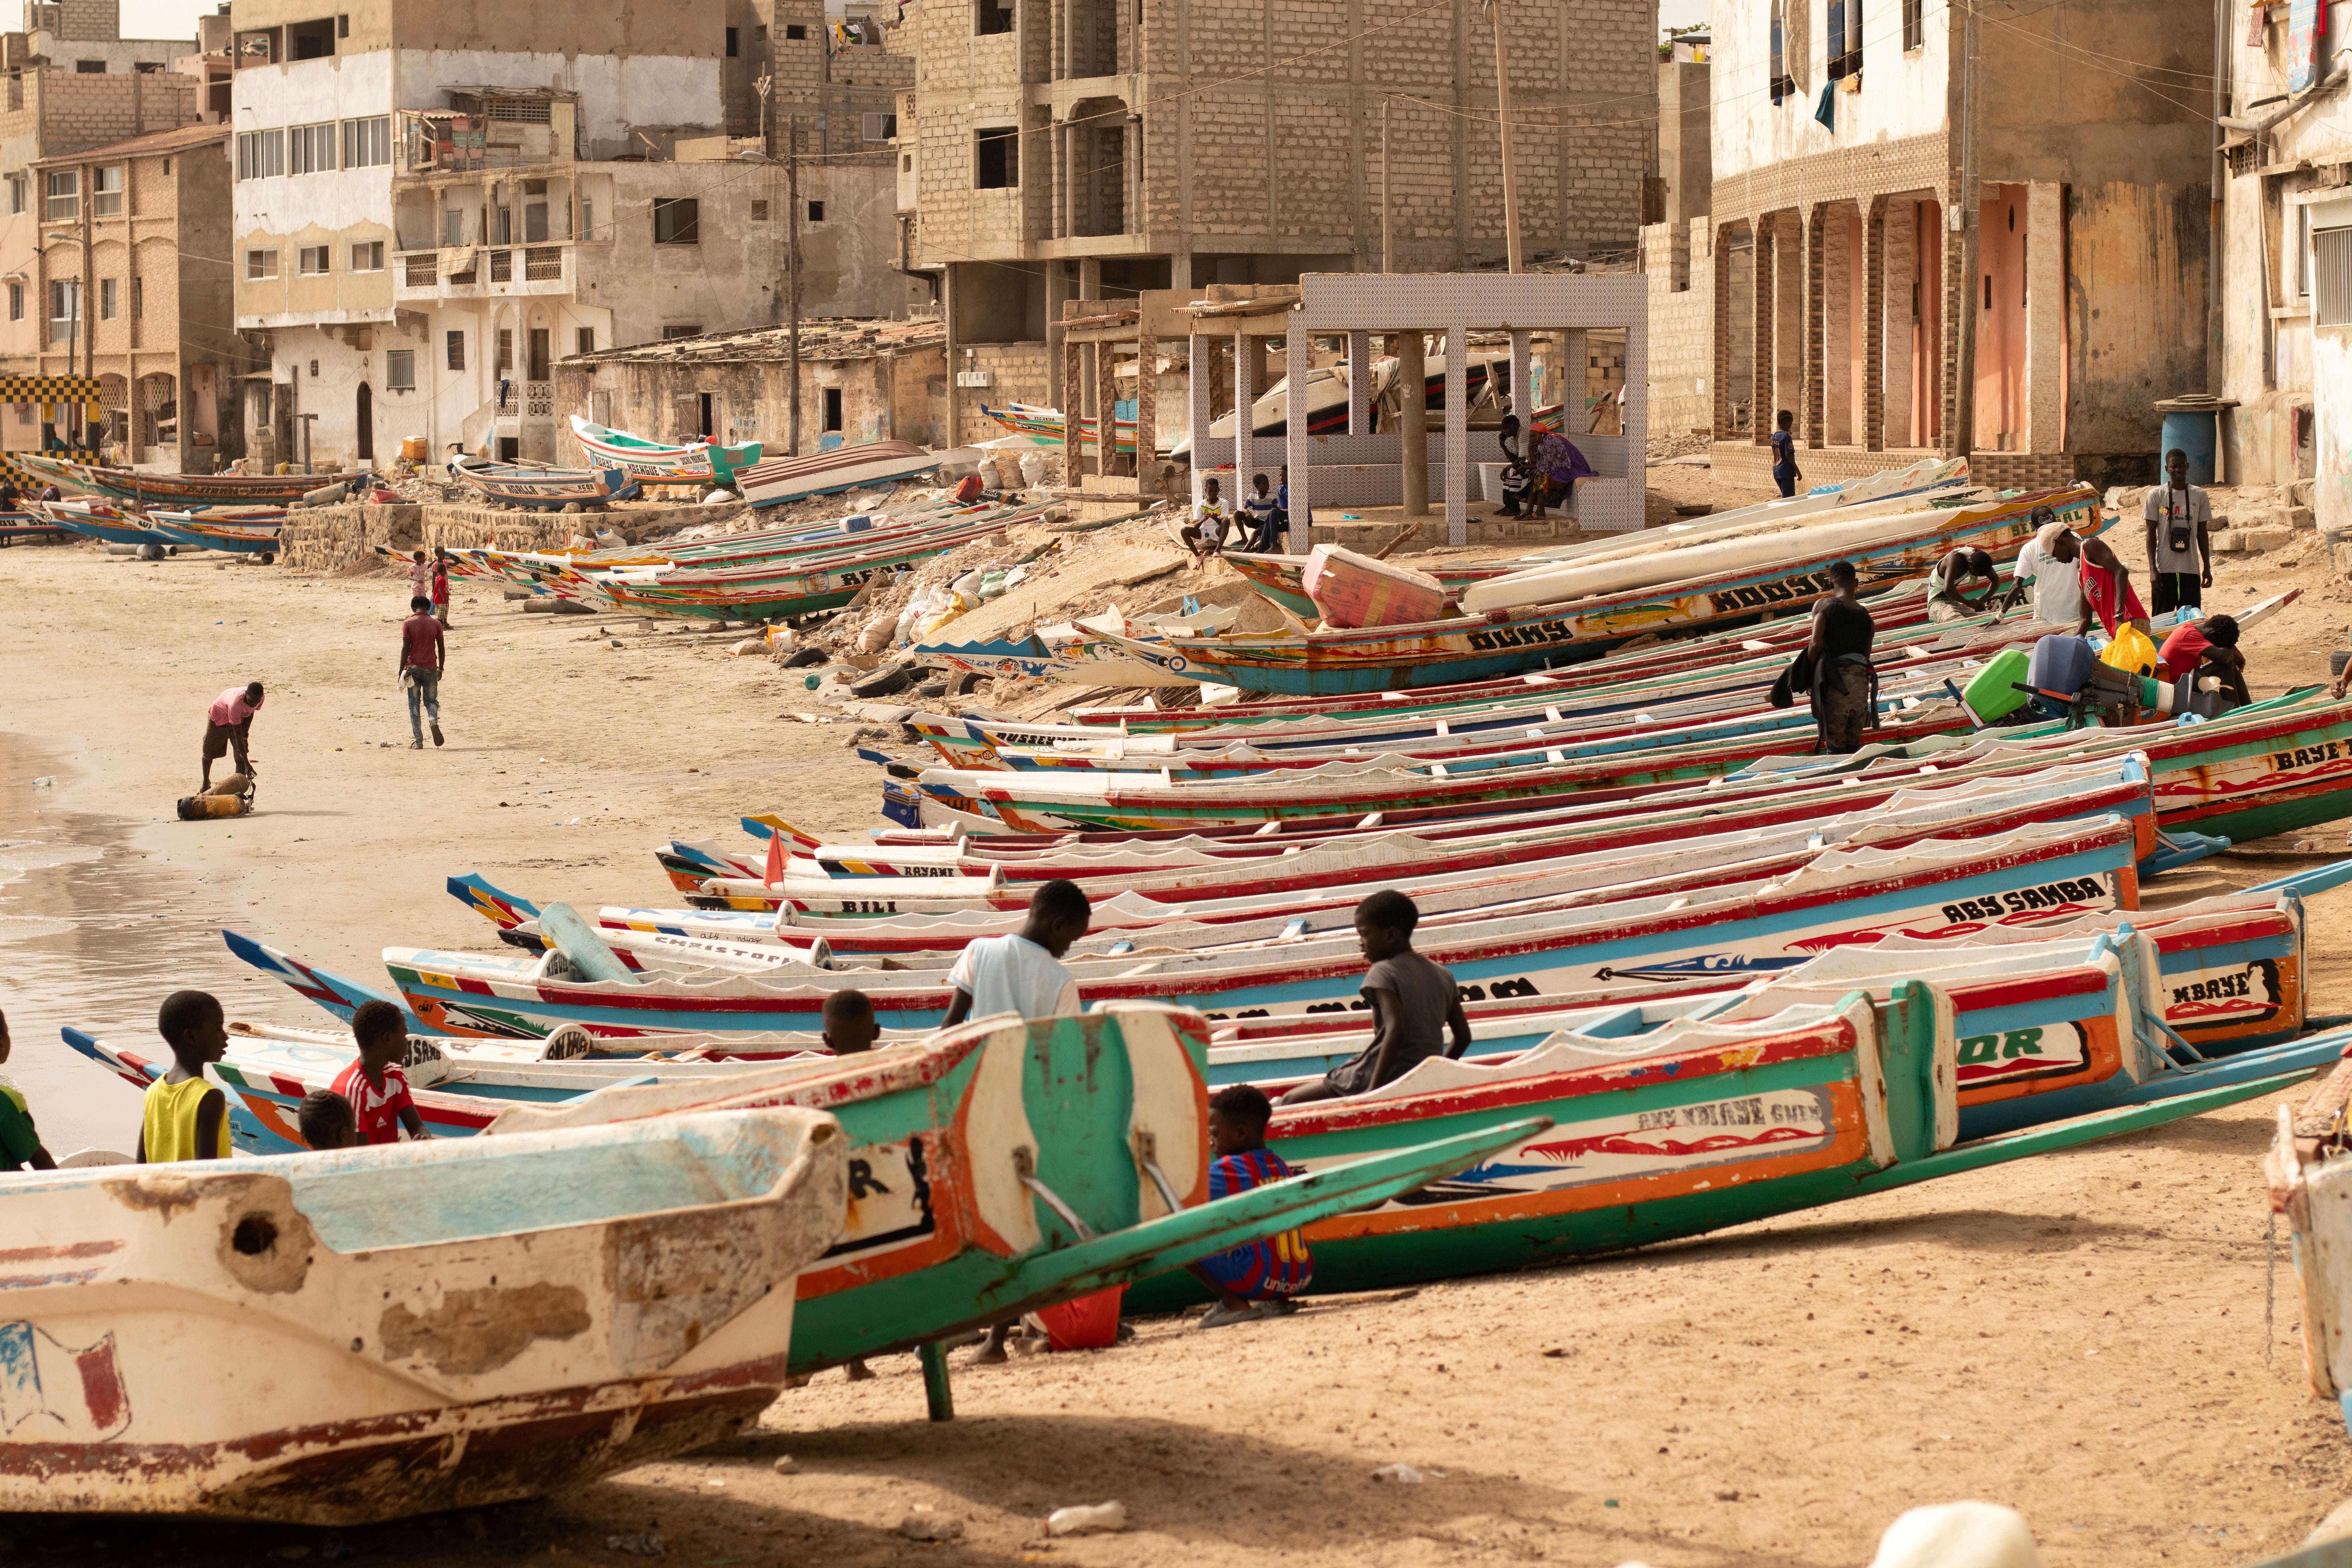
left=118, top=0, right=212, bottom=42
left=114, top=0, right=1716, bottom=54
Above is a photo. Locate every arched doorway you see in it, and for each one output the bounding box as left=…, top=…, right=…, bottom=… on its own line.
left=356, top=382, right=373, bottom=460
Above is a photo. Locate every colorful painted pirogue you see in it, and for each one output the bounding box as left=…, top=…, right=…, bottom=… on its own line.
left=67, top=1007, right=1552, bottom=1379
left=1125, top=981, right=2315, bottom=1307
left=142, top=509, right=286, bottom=555
left=1098, top=485, right=2100, bottom=694
left=34, top=497, right=169, bottom=547
left=0, top=1103, right=850, bottom=1521
left=13, top=452, right=368, bottom=503
left=454, top=460, right=641, bottom=511
left=228, top=814, right=2146, bottom=1039
left=725, top=441, right=943, bottom=508
left=906, top=689, right=2352, bottom=842
left=568, top=415, right=760, bottom=483
left=572, top=513, right=1033, bottom=621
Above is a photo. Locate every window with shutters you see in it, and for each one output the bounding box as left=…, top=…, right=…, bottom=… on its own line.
left=652, top=197, right=699, bottom=244
left=385, top=348, right=415, bottom=390
left=2316, top=228, right=2352, bottom=326
left=576, top=327, right=595, bottom=355
left=446, top=330, right=465, bottom=370
left=99, top=278, right=116, bottom=319
left=7, top=282, right=20, bottom=321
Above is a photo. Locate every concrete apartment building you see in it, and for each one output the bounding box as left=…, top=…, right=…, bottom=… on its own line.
left=26, top=121, right=256, bottom=467
left=2214, top=5, right=2352, bottom=525
left=0, top=2, right=262, bottom=467
left=1, top=0, right=188, bottom=74
left=227, top=0, right=916, bottom=469
left=1661, top=0, right=2212, bottom=491
left=906, top=0, right=1659, bottom=445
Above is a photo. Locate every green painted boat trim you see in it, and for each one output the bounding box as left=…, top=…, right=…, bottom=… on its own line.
left=792, top=1113, right=1551, bottom=1367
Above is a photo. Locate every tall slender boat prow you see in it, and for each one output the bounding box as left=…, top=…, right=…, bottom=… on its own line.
left=13, top=452, right=368, bottom=505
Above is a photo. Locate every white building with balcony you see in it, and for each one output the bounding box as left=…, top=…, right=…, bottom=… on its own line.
left=229, top=0, right=740, bottom=467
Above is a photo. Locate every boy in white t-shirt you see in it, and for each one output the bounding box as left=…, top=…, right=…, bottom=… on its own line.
left=940, top=879, right=1090, bottom=1028
left=940, top=878, right=1092, bottom=1363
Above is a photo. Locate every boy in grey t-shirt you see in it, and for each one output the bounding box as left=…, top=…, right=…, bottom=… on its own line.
left=1280, top=889, right=1472, bottom=1104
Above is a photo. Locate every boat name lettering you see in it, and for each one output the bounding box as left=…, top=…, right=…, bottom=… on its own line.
left=1938, top=876, right=2104, bottom=924
left=1956, top=1027, right=2046, bottom=1065
left=1466, top=620, right=1576, bottom=653
left=829, top=899, right=901, bottom=913
left=2171, top=970, right=2251, bottom=1005
left=1634, top=1096, right=1813, bottom=1132
left=2270, top=741, right=2345, bottom=771
left=1705, top=570, right=1839, bottom=615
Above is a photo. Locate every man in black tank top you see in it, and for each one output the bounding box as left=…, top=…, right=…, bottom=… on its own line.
left=1808, top=559, right=1876, bottom=753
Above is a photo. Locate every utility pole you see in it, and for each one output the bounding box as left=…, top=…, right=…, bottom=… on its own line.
left=788, top=127, right=802, bottom=458
left=1381, top=96, right=1393, bottom=273
left=1484, top=0, right=1521, bottom=272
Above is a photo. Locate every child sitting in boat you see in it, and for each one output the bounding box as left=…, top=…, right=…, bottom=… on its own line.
left=1279, top=890, right=1470, bottom=1105
left=822, top=989, right=880, bottom=1054
left=1188, top=1084, right=1312, bottom=1328
left=137, top=990, right=232, bottom=1163
left=298, top=1089, right=357, bottom=1151
left=0, top=1007, right=58, bottom=1172
left=332, top=1000, right=429, bottom=1146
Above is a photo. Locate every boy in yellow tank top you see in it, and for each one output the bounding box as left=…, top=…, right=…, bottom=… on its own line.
left=137, top=990, right=231, bottom=1163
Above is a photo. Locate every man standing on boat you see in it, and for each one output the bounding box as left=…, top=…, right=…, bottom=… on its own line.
left=200, top=681, right=263, bottom=790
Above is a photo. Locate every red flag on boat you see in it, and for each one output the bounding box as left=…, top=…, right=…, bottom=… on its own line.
left=762, top=827, right=784, bottom=888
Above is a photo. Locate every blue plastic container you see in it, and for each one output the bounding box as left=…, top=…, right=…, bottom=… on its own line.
left=2160, top=409, right=2219, bottom=485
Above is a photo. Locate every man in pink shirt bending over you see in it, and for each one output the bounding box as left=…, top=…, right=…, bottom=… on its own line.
left=201, top=681, right=263, bottom=790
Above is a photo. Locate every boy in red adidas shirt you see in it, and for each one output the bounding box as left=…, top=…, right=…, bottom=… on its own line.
left=331, top=1000, right=429, bottom=1145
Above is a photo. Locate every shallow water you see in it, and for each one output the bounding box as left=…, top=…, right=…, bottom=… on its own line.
left=0, top=732, right=288, bottom=1157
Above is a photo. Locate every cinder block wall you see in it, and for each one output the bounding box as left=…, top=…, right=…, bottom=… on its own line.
left=1644, top=216, right=1715, bottom=438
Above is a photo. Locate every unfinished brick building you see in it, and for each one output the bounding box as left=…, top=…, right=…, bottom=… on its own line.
left=907, top=0, right=1658, bottom=444
left=1695, top=0, right=2213, bottom=492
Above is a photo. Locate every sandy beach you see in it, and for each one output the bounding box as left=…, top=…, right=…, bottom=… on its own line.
left=5, top=479, right=2352, bottom=1566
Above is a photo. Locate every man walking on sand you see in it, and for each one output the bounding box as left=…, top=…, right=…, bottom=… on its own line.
left=397, top=595, right=446, bottom=749
left=201, top=681, right=263, bottom=790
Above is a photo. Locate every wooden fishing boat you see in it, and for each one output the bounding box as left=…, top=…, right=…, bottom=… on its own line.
left=728, top=441, right=942, bottom=508
left=0, top=1103, right=848, bottom=1521
left=12, top=452, right=368, bottom=503
left=568, top=415, right=760, bottom=483
left=2265, top=1051, right=2352, bottom=1430
left=581, top=514, right=1026, bottom=621
left=143, top=512, right=284, bottom=555
left=62, top=1025, right=832, bottom=1151
left=454, top=460, right=641, bottom=511
left=477, top=1004, right=1546, bottom=1376
left=912, top=689, right=2352, bottom=840
left=35, top=496, right=169, bottom=547
left=0, top=512, right=65, bottom=544
left=249, top=816, right=2146, bottom=1040
left=1125, top=980, right=2311, bottom=1308
left=1105, top=486, right=2100, bottom=694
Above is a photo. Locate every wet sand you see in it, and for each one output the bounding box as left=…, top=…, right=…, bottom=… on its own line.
left=3, top=506, right=2352, bottom=1564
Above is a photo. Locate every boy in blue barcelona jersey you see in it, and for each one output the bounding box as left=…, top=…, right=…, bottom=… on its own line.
left=1189, top=1083, right=1312, bottom=1328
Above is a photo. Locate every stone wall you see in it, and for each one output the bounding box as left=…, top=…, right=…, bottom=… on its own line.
left=277, top=502, right=726, bottom=574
